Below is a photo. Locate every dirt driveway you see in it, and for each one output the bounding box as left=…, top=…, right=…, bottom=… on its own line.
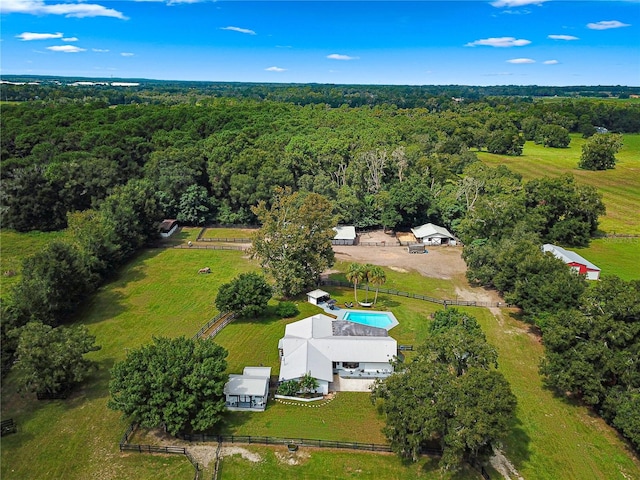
left=333, top=230, right=503, bottom=304
left=333, top=245, right=466, bottom=280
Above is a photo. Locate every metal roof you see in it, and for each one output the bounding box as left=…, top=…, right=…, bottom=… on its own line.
left=542, top=244, right=600, bottom=271
left=333, top=225, right=357, bottom=240
left=411, top=223, right=455, bottom=239
left=278, top=315, right=397, bottom=383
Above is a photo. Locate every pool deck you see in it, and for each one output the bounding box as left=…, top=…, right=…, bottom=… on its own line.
left=318, top=302, right=399, bottom=331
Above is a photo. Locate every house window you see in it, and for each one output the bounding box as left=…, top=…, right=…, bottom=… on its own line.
left=343, top=362, right=359, bottom=369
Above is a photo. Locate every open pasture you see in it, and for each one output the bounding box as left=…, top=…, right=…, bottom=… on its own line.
left=574, top=237, right=640, bottom=281
left=478, top=134, right=640, bottom=235
left=0, top=229, right=67, bottom=291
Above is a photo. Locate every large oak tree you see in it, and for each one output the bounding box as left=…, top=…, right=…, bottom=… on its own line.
left=108, top=336, right=228, bottom=435
left=251, top=186, right=336, bottom=297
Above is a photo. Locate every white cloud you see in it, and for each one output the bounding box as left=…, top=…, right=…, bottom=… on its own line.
left=544, top=60, right=559, bottom=64
left=47, top=45, right=86, bottom=53
left=507, top=58, right=536, bottom=64
left=327, top=53, right=359, bottom=60
left=465, top=37, right=531, bottom=47
left=221, top=26, right=256, bottom=35
left=63, top=37, right=79, bottom=42
left=1, top=0, right=128, bottom=19
left=548, top=34, right=579, bottom=40
left=265, top=66, right=286, bottom=72
left=16, top=32, right=63, bottom=41
left=491, top=0, right=548, bottom=7
left=121, top=52, right=134, bottom=57
left=93, top=48, right=109, bottom=53
left=587, top=20, right=631, bottom=30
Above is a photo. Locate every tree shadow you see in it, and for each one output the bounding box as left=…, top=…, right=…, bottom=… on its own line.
left=503, top=414, right=532, bottom=472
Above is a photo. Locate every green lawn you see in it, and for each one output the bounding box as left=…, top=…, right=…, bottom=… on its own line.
left=0, top=229, right=67, bottom=291
left=216, top=445, right=478, bottom=480
left=478, top=134, right=640, bottom=235
left=574, top=237, right=640, bottom=281
left=2, top=245, right=639, bottom=479
left=201, top=227, right=257, bottom=239
left=471, top=307, right=640, bottom=479
left=0, top=248, right=255, bottom=480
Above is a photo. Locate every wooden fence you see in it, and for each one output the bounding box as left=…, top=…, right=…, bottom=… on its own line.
left=197, top=237, right=252, bottom=243
left=177, top=432, right=395, bottom=453
left=169, top=244, right=248, bottom=251
left=206, top=313, right=237, bottom=339
left=319, top=279, right=510, bottom=309
left=119, top=424, right=200, bottom=480
left=119, top=424, right=489, bottom=479
left=1, top=419, right=17, bottom=436
left=193, top=312, right=227, bottom=340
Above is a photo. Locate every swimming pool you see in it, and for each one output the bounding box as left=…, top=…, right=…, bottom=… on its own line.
left=341, top=310, right=398, bottom=330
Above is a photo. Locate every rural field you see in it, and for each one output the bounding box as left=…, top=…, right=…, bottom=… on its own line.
left=2, top=232, right=639, bottom=480
left=479, top=133, right=640, bottom=235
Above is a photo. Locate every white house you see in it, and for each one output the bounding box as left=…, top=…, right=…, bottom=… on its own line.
left=332, top=225, right=357, bottom=245
left=411, top=223, right=457, bottom=246
left=224, top=366, right=271, bottom=411
left=278, top=314, right=397, bottom=395
left=542, top=244, right=601, bottom=280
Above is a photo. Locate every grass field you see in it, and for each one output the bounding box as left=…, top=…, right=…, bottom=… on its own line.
left=0, top=229, right=67, bottom=291
left=574, top=237, right=640, bottom=281
left=478, top=133, right=640, bottom=235
left=2, top=243, right=639, bottom=479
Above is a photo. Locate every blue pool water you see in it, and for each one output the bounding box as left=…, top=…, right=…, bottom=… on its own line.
left=342, top=311, right=395, bottom=329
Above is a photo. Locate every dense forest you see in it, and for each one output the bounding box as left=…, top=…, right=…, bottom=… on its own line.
left=1, top=80, right=639, bottom=451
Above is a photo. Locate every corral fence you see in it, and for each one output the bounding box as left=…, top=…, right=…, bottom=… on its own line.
left=119, top=424, right=490, bottom=479
left=319, top=279, right=511, bottom=309
left=193, top=312, right=237, bottom=340
left=198, top=237, right=252, bottom=243
left=356, top=241, right=402, bottom=247
left=206, top=313, right=237, bottom=339
left=169, top=244, right=248, bottom=251
left=119, top=424, right=201, bottom=480
left=177, top=432, right=394, bottom=453
left=1, top=419, right=17, bottom=436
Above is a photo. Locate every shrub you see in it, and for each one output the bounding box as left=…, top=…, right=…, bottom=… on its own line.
left=277, top=379, right=300, bottom=396
left=275, top=301, right=299, bottom=318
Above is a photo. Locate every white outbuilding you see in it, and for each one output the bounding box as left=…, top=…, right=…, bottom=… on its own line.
left=332, top=225, right=357, bottom=245
left=411, top=223, right=457, bottom=246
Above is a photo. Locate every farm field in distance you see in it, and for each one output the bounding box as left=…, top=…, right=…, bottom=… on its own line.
left=478, top=134, right=640, bottom=235
left=2, top=238, right=639, bottom=479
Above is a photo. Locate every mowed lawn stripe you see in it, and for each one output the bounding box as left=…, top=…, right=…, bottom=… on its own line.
left=479, top=134, right=640, bottom=235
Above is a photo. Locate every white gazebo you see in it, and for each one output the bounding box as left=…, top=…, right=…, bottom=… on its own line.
left=307, top=289, right=331, bottom=305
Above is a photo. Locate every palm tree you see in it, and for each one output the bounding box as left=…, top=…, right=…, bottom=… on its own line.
left=346, top=263, right=365, bottom=303
left=368, top=266, right=387, bottom=305
left=362, top=263, right=374, bottom=302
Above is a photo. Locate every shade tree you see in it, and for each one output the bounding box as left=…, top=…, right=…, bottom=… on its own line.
left=371, top=310, right=516, bottom=470
left=215, top=273, right=272, bottom=318
left=108, top=336, right=228, bottom=435
left=13, top=322, right=101, bottom=395
left=251, top=187, right=336, bottom=297
left=579, top=133, right=623, bottom=170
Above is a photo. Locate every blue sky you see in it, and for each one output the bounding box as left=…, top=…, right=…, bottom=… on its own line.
left=1, top=0, right=639, bottom=85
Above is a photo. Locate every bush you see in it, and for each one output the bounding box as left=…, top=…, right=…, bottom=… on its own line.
left=275, top=301, right=299, bottom=318
left=277, top=379, right=300, bottom=396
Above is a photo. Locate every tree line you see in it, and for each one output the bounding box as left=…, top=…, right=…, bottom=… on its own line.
left=2, top=96, right=634, bottom=235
